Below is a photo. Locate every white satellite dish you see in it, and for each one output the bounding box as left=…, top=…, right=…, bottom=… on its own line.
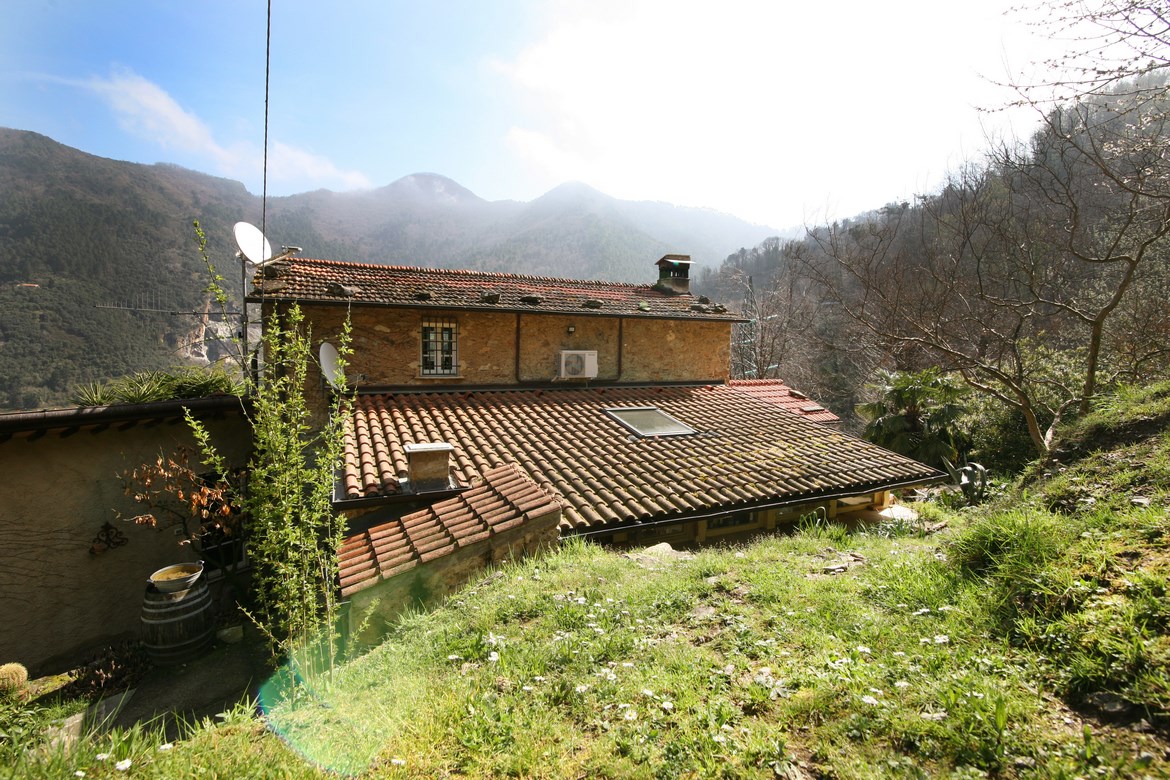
left=233, top=221, right=273, bottom=265
left=319, top=342, right=345, bottom=389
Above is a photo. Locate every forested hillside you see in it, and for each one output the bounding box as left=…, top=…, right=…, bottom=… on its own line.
left=0, top=129, right=775, bottom=411
left=698, top=66, right=1170, bottom=463
left=0, top=129, right=252, bottom=410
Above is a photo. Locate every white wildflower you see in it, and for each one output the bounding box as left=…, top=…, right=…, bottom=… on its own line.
left=895, top=681, right=910, bottom=689
left=921, top=711, right=947, bottom=721
left=861, top=695, right=880, bottom=706
left=115, top=759, right=132, bottom=772
left=488, top=651, right=500, bottom=663
left=661, top=701, right=675, bottom=711
left=621, top=662, right=635, bottom=668
left=624, top=709, right=638, bottom=721
left=575, top=684, right=590, bottom=693
left=856, top=645, right=871, bottom=654
left=391, top=757, right=406, bottom=766
left=522, top=685, right=533, bottom=692
left=447, top=654, right=462, bottom=661
left=96, top=754, right=110, bottom=761
left=641, top=688, right=655, bottom=697
left=533, top=675, right=546, bottom=682
left=713, top=733, right=727, bottom=743
left=74, top=773, right=86, bottom=778
left=933, top=635, right=950, bottom=644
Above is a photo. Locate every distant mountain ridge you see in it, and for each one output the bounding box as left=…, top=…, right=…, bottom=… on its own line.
left=0, top=127, right=778, bottom=410
left=262, top=174, right=779, bottom=282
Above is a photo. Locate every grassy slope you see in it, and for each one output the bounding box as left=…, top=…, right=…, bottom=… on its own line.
left=8, top=384, right=1170, bottom=778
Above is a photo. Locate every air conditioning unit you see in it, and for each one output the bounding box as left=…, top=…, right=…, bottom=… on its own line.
left=559, top=350, right=598, bottom=379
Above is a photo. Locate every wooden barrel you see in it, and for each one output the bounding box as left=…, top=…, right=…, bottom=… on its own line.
left=141, top=580, right=215, bottom=665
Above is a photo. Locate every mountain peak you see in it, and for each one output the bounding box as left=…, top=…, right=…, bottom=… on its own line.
left=380, top=173, right=481, bottom=205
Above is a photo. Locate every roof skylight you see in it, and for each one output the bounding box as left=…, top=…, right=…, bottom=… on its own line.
left=605, top=406, right=696, bottom=438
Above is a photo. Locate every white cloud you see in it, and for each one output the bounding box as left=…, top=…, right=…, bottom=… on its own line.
left=80, top=68, right=370, bottom=193
left=496, top=0, right=1048, bottom=226
left=84, top=67, right=236, bottom=167
left=269, top=141, right=372, bottom=190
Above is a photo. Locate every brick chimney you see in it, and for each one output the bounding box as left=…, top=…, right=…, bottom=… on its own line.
left=654, top=254, right=693, bottom=295
left=404, top=442, right=455, bottom=493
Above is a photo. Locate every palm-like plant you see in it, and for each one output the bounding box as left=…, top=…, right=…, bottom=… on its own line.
left=857, top=368, right=968, bottom=468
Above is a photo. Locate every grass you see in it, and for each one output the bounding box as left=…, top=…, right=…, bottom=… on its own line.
left=5, top=383, right=1170, bottom=777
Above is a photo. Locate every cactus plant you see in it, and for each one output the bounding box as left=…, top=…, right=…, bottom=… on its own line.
left=0, top=662, right=28, bottom=696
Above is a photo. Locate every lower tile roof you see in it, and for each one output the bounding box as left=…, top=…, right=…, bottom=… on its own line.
left=727, top=379, right=841, bottom=424
left=338, top=462, right=562, bottom=597
left=341, top=383, right=941, bottom=534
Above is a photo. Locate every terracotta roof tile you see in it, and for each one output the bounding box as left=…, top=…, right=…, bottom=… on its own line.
left=341, top=384, right=940, bottom=533
left=248, top=257, right=743, bottom=321
left=728, top=379, right=840, bottom=424
left=338, top=463, right=562, bottom=597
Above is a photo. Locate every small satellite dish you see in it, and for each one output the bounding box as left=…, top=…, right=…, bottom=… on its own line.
left=319, top=342, right=345, bottom=389
left=233, top=221, right=273, bottom=265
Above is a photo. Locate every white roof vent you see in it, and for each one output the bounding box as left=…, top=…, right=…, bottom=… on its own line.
left=559, top=350, right=598, bottom=379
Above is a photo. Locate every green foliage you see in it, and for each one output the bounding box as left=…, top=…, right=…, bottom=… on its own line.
left=857, top=369, right=968, bottom=468
left=189, top=304, right=351, bottom=661
left=70, top=366, right=244, bottom=406
left=961, top=392, right=1041, bottom=474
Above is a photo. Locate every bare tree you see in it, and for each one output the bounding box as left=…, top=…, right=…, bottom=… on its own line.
left=803, top=118, right=1170, bottom=457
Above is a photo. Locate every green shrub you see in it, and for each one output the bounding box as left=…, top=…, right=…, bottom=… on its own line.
left=71, top=366, right=244, bottom=406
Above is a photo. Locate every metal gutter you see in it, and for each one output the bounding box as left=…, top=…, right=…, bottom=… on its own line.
left=563, top=474, right=949, bottom=540
left=0, top=396, right=249, bottom=439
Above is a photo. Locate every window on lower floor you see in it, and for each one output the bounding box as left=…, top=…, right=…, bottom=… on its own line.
left=421, top=318, right=458, bottom=376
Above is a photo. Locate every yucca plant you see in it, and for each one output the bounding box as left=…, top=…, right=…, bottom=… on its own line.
left=70, top=368, right=245, bottom=407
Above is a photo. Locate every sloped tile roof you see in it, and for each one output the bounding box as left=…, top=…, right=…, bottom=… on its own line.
left=338, top=462, right=562, bottom=597
left=341, top=384, right=941, bottom=533
left=728, top=379, right=840, bottom=424
left=247, top=257, right=743, bottom=321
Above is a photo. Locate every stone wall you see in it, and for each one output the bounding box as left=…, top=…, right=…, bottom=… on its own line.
left=295, top=303, right=732, bottom=393
left=0, top=414, right=251, bottom=674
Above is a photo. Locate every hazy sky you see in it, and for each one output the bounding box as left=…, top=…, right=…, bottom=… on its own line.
left=3, top=1, right=1062, bottom=229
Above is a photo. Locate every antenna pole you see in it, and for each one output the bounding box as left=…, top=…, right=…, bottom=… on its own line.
left=240, top=252, right=248, bottom=380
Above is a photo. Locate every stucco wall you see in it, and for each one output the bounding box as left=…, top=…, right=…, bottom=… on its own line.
left=0, top=415, right=251, bottom=675
left=294, top=303, right=732, bottom=393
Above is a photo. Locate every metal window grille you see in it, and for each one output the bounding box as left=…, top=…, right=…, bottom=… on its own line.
left=421, top=318, right=458, bottom=376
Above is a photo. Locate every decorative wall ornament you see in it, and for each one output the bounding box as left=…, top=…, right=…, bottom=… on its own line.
left=89, top=521, right=128, bottom=556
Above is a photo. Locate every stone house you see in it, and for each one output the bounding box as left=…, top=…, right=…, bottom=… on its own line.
left=249, top=254, right=941, bottom=618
